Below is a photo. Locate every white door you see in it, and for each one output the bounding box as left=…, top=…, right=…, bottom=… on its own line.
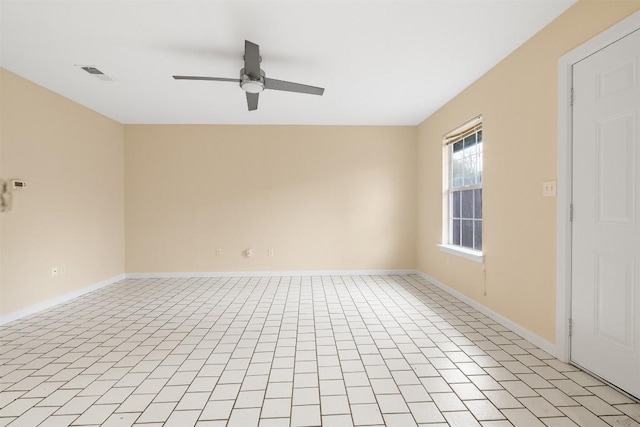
left=572, top=28, right=640, bottom=398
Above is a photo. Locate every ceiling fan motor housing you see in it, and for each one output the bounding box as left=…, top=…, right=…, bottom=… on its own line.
left=240, top=68, right=265, bottom=93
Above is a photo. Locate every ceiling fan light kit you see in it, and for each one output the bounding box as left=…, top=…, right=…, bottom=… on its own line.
left=173, top=40, right=324, bottom=111
left=240, top=70, right=265, bottom=94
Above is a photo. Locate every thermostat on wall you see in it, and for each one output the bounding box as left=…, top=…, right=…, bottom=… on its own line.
left=11, top=180, right=26, bottom=190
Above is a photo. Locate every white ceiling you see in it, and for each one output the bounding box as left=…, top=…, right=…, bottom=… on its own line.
left=1, top=0, right=575, bottom=125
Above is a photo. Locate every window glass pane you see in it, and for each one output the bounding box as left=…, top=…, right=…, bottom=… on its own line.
left=451, top=191, right=461, bottom=218
left=452, top=219, right=461, bottom=245
left=477, top=130, right=483, bottom=143
left=464, top=134, right=477, bottom=150
left=452, top=157, right=464, bottom=187
left=464, top=155, right=477, bottom=185
left=473, top=189, right=482, bottom=219
left=474, top=220, right=483, bottom=250
left=477, top=142, right=483, bottom=183
left=461, top=220, right=473, bottom=248
left=461, top=190, right=473, bottom=219
left=453, top=140, right=464, bottom=153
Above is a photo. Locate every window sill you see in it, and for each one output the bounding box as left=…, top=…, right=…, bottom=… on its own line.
left=438, top=244, right=484, bottom=263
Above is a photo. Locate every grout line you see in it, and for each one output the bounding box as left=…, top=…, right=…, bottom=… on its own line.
left=1, top=274, right=637, bottom=426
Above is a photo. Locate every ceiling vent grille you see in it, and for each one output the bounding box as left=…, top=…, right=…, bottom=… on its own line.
left=81, top=66, right=102, bottom=75
left=79, top=66, right=115, bottom=81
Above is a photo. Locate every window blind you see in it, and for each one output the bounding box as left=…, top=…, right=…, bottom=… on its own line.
left=443, top=116, right=482, bottom=146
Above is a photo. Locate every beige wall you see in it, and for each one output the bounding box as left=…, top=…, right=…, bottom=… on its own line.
left=125, top=125, right=416, bottom=273
left=0, top=69, right=125, bottom=317
left=4, top=0, right=639, bottom=342
left=417, top=0, right=640, bottom=343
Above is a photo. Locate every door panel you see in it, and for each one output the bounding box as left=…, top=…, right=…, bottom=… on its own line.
left=593, top=252, right=635, bottom=350
left=571, top=28, right=640, bottom=398
left=597, top=58, right=636, bottom=99
left=595, top=113, right=636, bottom=224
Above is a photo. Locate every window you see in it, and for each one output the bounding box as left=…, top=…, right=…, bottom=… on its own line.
left=444, top=117, right=483, bottom=255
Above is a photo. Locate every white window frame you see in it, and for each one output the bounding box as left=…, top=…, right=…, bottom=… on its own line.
left=439, top=116, right=484, bottom=263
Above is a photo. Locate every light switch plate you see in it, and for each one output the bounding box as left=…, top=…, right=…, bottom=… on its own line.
left=543, top=180, right=557, bottom=198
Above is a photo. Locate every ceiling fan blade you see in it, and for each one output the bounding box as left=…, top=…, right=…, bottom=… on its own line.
left=244, top=40, right=261, bottom=78
left=264, top=77, right=324, bottom=96
left=173, top=75, right=240, bottom=82
left=246, top=92, right=259, bottom=111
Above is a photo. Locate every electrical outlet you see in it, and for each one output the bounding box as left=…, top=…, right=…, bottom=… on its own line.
left=216, top=248, right=222, bottom=256
left=60, top=264, right=66, bottom=275
left=51, top=266, right=58, bottom=277
left=268, top=248, right=274, bottom=257
left=11, top=180, right=26, bottom=190
left=543, top=180, right=557, bottom=198
left=246, top=248, right=253, bottom=258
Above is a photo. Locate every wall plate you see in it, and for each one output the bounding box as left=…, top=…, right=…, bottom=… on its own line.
left=11, top=180, right=26, bottom=190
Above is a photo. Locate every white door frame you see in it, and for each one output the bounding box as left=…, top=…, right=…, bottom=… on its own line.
left=556, top=10, right=640, bottom=362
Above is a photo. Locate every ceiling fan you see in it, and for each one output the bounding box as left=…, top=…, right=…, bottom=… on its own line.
left=173, top=40, right=325, bottom=111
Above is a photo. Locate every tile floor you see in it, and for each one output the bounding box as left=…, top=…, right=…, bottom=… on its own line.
left=0, top=274, right=639, bottom=427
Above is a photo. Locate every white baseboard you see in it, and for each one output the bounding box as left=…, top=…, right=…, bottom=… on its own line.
left=416, top=271, right=557, bottom=357
left=126, top=269, right=417, bottom=279
left=0, top=273, right=126, bottom=326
